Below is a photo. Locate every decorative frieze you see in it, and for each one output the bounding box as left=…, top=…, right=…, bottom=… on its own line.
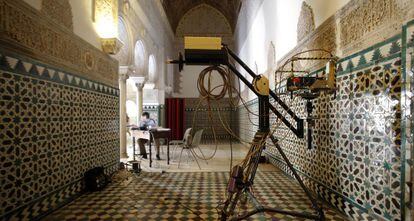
left=338, top=0, right=410, bottom=56
left=41, top=0, right=73, bottom=30
left=340, top=0, right=398, bottom=46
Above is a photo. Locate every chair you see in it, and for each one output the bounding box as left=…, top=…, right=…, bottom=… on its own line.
left=178, top=129, right=206, bottom=169
left=170, top=128, right=192, bottom=159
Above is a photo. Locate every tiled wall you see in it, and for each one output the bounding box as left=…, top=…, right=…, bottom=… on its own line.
left=185, top=98, right=237, bottom=142
left=0, top=1, right=120, bottom=219
left=0, top=52, right=120, bottom=220
left=143, top=104, right=164, bottom=127
left=237, top=21, right=414, bottom=220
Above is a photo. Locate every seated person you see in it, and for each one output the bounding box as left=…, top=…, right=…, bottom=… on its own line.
left=138, top=112, right=161, bottom=160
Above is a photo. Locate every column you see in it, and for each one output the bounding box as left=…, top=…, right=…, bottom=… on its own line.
left=119, top=66, right=129, bottom=159
left=136, top=82, right=145, bottom=123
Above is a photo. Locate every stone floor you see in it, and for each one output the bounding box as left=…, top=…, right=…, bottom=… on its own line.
left=44, top=143, right=350, bottom=221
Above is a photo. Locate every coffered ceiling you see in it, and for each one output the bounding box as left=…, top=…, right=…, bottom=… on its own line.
left=161, top=0, right=241, bottom=33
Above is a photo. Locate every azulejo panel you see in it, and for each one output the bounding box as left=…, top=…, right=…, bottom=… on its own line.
left=0, top=52, right=120, bottom=220
left=236, top=22, right=413, bottom=221
left=269, top=57, right=403, bottom=221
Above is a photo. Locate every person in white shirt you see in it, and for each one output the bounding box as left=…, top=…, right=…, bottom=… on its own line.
left=138, top=112, right=161, bottom=160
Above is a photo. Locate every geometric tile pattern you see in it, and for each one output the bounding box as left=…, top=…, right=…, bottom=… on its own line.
left=269, top=157, right=376, bottom=221
left=0, top=52, right=120, bottom=220
left=44, top=170, right=350, bottom=221
left=402, top=19, right=414, bottom=221
left=185, top=98, right=238, bottom=141
left=144, top=105, right=162, bottom=126
left=237, top=29, right=411, bottom=221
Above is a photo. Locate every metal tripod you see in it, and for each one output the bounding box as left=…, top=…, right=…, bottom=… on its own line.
left=168, top=43, right=325, bottom=220
left=219, top=45, right=325, bottom=221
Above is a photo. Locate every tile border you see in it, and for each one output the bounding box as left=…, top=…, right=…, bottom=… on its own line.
left=0, top=50, right=119, bottom=97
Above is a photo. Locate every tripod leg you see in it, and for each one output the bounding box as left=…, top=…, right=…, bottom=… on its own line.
left=246, top=145, right=264, bottom=185
left=269, top=135, right=324, bottom=220
left=220, top=145, right=262, bottom=220
left=221, top=188, right=243, bottom=221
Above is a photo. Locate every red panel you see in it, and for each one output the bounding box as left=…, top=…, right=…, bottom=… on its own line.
left=166, top=98, right=185, bottom=140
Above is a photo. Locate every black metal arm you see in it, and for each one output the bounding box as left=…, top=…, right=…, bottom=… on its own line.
left=170, top=45, right=305, bottom=137
left=224, top=45, right=304, bottom=137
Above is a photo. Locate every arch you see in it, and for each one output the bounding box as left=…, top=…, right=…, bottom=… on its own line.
left=176, top=4, right=233, bottom=37
left=178, top=2, right=234, bottom=32
left=148, top=54, right=157, bottom=82
left=174, top=4, right=233, bottom=96
left=113, top=16, right=132, bottom=65
left=134, top=40, right=147, bottom=75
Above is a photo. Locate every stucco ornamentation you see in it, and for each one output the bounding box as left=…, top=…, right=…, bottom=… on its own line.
left=84, top=51, right=95, bottom=70
left=41, top=0, right=73, bottom=30
left=339, top=0, right=400, bottom=51
left=297, top=2, right=315, bottom=43
left=0, top=0, right=118, bottom=87
left=93, top=0, right=117, bottom=23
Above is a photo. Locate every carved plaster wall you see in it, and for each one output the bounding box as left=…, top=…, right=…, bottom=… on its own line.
left=93, top=0, right=118, bottom=38
left=41, top=0, right=73, bottom=30
left=297, top=2, right=315, bottom=43
left=162, top=0, right=241, bottom=33
left=338, top=0, right=411, bottom=56
left=0, top=0, right=118, bottom=87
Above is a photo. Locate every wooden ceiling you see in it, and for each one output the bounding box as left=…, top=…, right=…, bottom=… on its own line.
left=161, top=0, right=241, bottom=33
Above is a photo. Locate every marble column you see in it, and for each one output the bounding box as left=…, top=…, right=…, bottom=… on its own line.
left=133, top=78, right=146, bottom=125
left=136, top=82, right=144, bottom=123
left=119, top=66, right=129, bottom=159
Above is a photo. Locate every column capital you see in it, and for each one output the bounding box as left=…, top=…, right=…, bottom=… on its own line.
left=118, top=66, right=130, bottom=81
left=119, top=65, right=129, bottom=74
left=130, top=76, right=146, bottom=90
left=119, top=73, right=129, bottom=81
left=135, top=82, right=145, bottom=90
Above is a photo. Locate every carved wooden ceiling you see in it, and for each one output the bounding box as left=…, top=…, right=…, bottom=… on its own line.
left=161, top=0, right=241, bottom=33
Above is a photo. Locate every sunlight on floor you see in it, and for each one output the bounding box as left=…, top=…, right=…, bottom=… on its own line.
left=123, top=142, right=278, bottom=173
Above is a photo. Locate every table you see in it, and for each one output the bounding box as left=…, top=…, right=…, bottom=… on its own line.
left=131, top=128, right=171, bottom=167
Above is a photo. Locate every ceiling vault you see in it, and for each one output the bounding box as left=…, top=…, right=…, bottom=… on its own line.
left=161, top=0, right=241, bottom=33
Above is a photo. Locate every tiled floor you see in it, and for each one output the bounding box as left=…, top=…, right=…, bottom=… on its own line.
left=125, top=142, right=277, bottom=173
left=44, top=168, right=350, bottom=221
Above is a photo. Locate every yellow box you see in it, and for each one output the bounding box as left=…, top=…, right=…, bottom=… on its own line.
left=184, top=37, right=222, bottom=50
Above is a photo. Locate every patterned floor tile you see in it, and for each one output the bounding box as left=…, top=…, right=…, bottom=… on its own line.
left=44, top=169, right=350, bottom=221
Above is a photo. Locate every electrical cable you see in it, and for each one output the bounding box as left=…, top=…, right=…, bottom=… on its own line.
left=190, top=64, right=294, bottom=163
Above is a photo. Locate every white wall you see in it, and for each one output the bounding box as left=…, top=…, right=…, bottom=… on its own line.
left=306, top=0, right=351, bottom=27
left=235, top=0, right=351, bottom=101
left=71, top=0, right=101, bottom=49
